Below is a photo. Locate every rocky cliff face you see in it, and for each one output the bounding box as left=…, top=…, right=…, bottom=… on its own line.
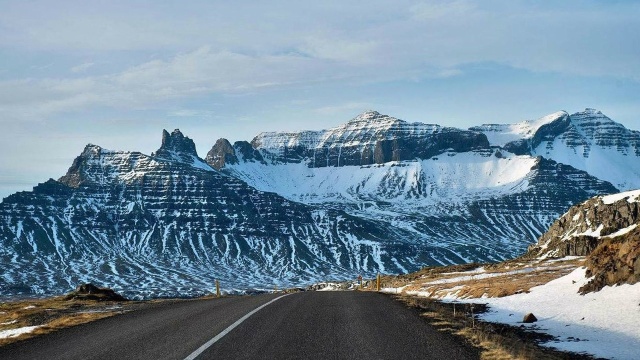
left=527, top=190, right=640, bottom=258
left=205, top=139, right=264, bottom=170
left=205, top=138, right=238, bottom=170
left=249, top=111, right=490, bottom=167
left=525, top=190, right=640, bottom=293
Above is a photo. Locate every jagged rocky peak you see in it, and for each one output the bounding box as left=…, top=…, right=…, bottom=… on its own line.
left=58, top=144, right=108, bottom=187
left=206, top=139, right=266, bottom=170
left=206, top=138, right=238, bottom=170
left=154, top=129, right=198, bottom=159
left=152, top=129, right=212, bottom=170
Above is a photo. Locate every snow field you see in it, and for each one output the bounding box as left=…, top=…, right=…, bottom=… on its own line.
left=383, top=262, right=640, bottom=360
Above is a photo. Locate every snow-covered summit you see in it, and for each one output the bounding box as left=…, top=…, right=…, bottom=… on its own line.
left=250, top=111, right=488, bottom=167
left=470, top=111, right=568, bottom=147
left=252, top=110, right=446, bottom=152
left=527, top=109, right=640, bottom=191
left=470, top=109, right=640, bottom=191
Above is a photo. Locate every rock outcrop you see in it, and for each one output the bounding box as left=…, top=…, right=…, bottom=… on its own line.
left=65, top=283, right=128, bottom=301
left=205, top=138, right=238, bottom=170
left=527, top=190, right=640, bottom=258
left=579, top=229, right=640, bottom=293
left=205, top=139, right=264, bottom=170
left=525, top=189, right=640, bottom=293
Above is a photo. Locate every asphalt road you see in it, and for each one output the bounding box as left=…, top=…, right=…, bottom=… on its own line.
left=0, top=292, right=479, bottom=360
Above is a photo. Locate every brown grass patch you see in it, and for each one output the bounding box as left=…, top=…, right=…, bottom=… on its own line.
left=375, top=257, right=584, bottom=300
left=0, top=297, right=130, bottom=346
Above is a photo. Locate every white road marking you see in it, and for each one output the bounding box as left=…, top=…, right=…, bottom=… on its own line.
left=184, top=294, right=291, bottom=360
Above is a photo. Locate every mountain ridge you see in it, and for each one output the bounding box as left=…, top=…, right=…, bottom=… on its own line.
left=0, top=108, right=634, bottom=298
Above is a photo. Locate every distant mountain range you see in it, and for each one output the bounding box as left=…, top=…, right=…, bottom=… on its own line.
left=1, top=108, right=637, bottom=298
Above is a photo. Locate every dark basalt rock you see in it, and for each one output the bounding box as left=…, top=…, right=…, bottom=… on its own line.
left=205, top=139, right=265, bottom=170
left=523, top=313, right=538, bottom=323
left=59, top=144, right=103, bottom=187
left=579, top=229, right=640, bottom=294
left=155, top=129, right=198, bottom=158
left=233, top=141, right=264, bottom=163
left=206, top=138, right=238, bottom=170
left=65, top=283, right=128, bottom=301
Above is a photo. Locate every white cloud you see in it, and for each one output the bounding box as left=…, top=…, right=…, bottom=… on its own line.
left=0, top=0, right=639, bottom=123
left=71, top=62, right=94, bottom=73
left=300, top=37, right=379, bottom=65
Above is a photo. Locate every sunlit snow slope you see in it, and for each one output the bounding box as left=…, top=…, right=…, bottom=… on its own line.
left=473, top=108, right=640, bottom=191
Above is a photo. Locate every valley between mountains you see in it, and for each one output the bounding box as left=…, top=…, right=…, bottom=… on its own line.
left=1, top=108, right=639, bottom=300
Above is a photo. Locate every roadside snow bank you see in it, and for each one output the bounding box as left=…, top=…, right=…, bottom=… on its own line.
left=461, top=267, right=640, bottom=359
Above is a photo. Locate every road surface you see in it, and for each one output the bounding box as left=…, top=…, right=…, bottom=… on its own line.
left=0, top=291, right=479, bottom=359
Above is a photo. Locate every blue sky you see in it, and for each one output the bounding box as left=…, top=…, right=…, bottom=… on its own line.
left=1, top=0, right=639, bottom=198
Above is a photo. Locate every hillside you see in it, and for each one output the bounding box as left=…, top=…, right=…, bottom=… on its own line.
left=380, top=189, right=640, bottom=359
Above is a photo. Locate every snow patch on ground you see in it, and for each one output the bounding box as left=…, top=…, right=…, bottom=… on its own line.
left=382, top=260, right=640, bottom=359
left=601, top=189, right=640, bottom=205
left=605, top=224, right=638, bottom=238
left=458, top=268, right=640, bottom=359
left=0, top=326, right=40, bottom=339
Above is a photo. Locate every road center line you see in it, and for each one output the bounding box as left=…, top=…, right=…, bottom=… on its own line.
left=184, top=294, right=291, bottom=360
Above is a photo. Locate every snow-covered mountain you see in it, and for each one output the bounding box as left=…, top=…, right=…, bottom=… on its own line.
left=0, top=130, right=435, bottom=298
left=472, top=108, right=640, bottom=190
left=0, top=108, right=635, bottom=298
left=210, top=109, right=619, bottom=266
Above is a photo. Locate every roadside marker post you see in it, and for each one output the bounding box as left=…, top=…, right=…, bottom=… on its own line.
left=376, top=273, right=381, bottom=292
left=216, top=280, right=221, bottom=298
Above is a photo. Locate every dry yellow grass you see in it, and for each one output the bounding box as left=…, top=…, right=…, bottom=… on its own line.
left=378, top=257, right=584, bottom=300
left=0, top=297, right=129, bottom=346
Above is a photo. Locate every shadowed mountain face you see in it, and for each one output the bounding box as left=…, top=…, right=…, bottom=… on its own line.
left=0, top=109, right=631, bottom=298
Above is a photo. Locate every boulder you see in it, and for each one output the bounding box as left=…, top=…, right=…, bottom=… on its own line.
left=523, top=313, right=538, bottom=323
left=65, top=283, right=128, bottom=301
